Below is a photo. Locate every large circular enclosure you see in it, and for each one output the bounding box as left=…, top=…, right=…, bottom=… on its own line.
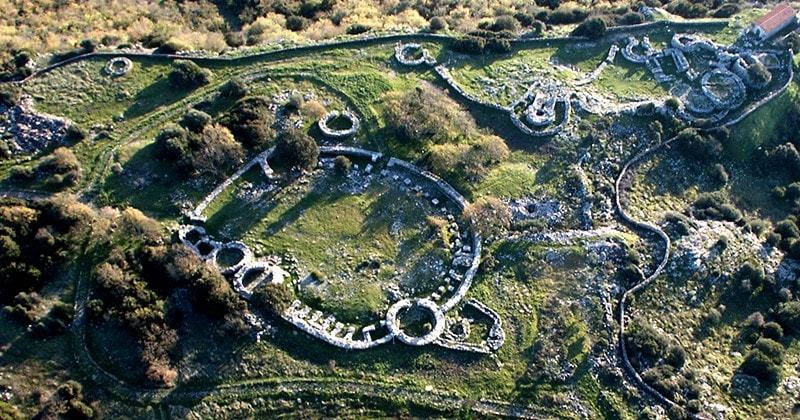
left=202, top=152, right=470, bottom=325
left=701, top=69, right=746, bottom=109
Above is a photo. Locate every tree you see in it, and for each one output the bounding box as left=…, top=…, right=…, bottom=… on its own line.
left=740, top=349, right=781, bottom=385
left=571, top=17, right=606, bottom=39
left=180, top=109, right=212, bottom=133
left=777, top=301, right=800, bottom=334
left=429, top=17, right=448, bottom=32
left=219, top=78, right=249, bottom=99
left=333, top=155, right=352, bottom=174
left=220, top=96, right=276, bottom=149
left=462, top=197, right=511, bottom=237
left=275, top=129, right=319, bottom=171
left=747, top=61, right=772, bottom=87
left=251, top=282, right=294, bottom=314
left=168, top=60, right=211, bottom=89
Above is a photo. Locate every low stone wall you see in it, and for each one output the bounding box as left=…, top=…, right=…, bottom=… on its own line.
left=188, top=147, right=275, bottom=221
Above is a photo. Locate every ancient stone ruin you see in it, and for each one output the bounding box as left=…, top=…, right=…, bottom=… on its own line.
left=104, top=57, right=133, bottom=77
left=177, top=145, right=503, bottom=354
left=317, top=110, right=360, bottom=138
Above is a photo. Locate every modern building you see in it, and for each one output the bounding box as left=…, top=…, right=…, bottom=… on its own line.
left=746, top=2, right=797, bottom=40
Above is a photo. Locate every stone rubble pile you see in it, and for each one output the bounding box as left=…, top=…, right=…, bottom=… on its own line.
left=0, top=97, right=69, bottom=156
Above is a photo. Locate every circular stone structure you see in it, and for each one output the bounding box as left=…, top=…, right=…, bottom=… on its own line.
left=176, top=146, right=490, bottom=352
left=318, top=110, right=360, bottom=138
left=701, top=69, right=746, bottom=109
left=385, top=298, right=446, bottom=346
left=394, top=42, right=435, bottom=66
left=105, top=57, right=133, bottom=77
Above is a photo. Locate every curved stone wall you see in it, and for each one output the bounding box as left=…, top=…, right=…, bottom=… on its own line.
left=104, top=57, right=133, bottom=76
left=317, top=110, right=360, bottom=137
left=177, top=146, right=497, bottom=353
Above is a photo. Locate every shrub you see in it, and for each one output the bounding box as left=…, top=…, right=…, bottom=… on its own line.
left=666, top=0, right=708, bottom=18
left=740, top=349, right=781, bottom=384
left=333, top=155, right=352, bottom=174
left=665, top=344, right=687, bottom=369
left=429, top=16, right=448, bottom=32
left=713, top=3, right=740, bottom=18
left=747, top=61, right=772, bottom=86
left=548, top=6, right=589, bottom=24
left=488, top=15, right=520, bottom=32
left=251, top=282, right=294, bottom=314
left=219, top=78, right=249, bottom=99
left=618, top=11, right=645, bottom=25
left=571, top=17, right=607, bottom=39
left=79, top=39, right=97, bottom=52
left=285, top=93, right=305, bottom=113
left=462, top=197, right=511, bottom=237
left=450, top=36, right=486, bottom=54
left=286, top=15, right=310, bottom=31
left=156, top=39, right=191, bottom=54
left=63, top=125, right=87, bottom=143
left=704, top=308, right=722, bottom=327
left=346, top=23, right=371, bottom=35
left=675, top=128, right=722, bottom=161
left=275, top=128, right=319, bottom=171
left=220, top=96, right=276, bottom=149
left=300, top=100, right=327, bottom=120
left=168, top=60, right=211, bottom=89
left=692, top=192, right=742, bottom=223
left=625, top=321, right=668, bottom=367
left=762, top=321, right=784, bottom=340
left=777, top=301, right=800, bottom=334
left=180, top=109, right=212, bottom=133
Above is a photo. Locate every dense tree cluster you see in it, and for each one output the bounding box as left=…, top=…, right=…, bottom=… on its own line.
left=11, top=147, right=83, bottom=189
left=219, top=96, right=277, bottom=149
left=384, top=85, right=510, bottom=186
left=625, top=320, right=701, bottom=408
left=88, top=219, right=245, bottom=386
left=0, top=197, right=94, bottom=306
left=155, top=110, right=244, bottom=179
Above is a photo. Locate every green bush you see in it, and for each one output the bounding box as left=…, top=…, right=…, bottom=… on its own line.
left=219, top=78, right=249, bottom=99
left=168, top=60, right=211, bottom=89
left=333, top=155, right=352, bottom=174
left=777, top=301, right=800, bottom=334
left=429, top=16, right=448, bottom=32
left=180, top=109, right=212, bottom=133
left=346, top=23, right=371, bottom=35
left=220, top=96, right=276, bottom=149
left=251, top=282, right=294, bottom=314
left=740, top=349, right=781, bottom=384
left=571, top=17, right=607, bottom=39
left=275, top=128, right=319, bottom=171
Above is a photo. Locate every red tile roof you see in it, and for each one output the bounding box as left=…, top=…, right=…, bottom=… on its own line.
left=754, top=2, right=796, bottom=34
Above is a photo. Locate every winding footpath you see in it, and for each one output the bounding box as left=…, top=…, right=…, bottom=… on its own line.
left=614, top=135, right=680, bottom=409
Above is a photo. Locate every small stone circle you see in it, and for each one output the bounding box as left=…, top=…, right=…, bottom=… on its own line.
left=105, top=57, right=133, bottom=77
left=386, top=298, right=446, bottom=346
left=394, top=42, right=436, bottom=66
left=318, top=110, right=360, bottom=137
